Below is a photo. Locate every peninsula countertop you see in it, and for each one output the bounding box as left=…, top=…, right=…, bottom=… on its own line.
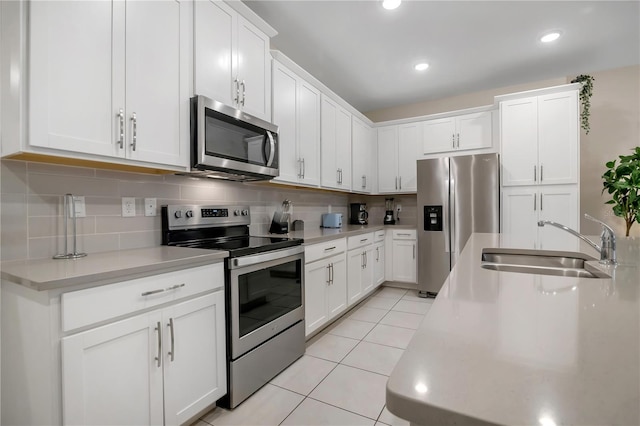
left=386, top=233, right=639, bottom=426
left=0, top=246, right=228, bottom=291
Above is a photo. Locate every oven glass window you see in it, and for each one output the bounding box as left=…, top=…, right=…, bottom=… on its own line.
left=204, top=109, right=277, bottom=167
left=238, top=259, right=302, bottom=338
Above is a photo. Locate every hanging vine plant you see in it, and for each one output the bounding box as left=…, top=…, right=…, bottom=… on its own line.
left=570, top=74, right=594, bottom=134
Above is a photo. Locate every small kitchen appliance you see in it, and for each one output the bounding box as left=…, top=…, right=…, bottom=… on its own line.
left=321, top=213, right=343, bottom=228
left=270, top=200, right=291, bottom=234
left=161, top=204, right=304, bottom=409
left=384, top=198, right=396, bottom=225
left=350, top=203, right=369, bottom=225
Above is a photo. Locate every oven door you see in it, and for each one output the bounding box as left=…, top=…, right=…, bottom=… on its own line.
left=193, top=95, right=279, bottom=178
left=228, top=246, right=304, bottom=359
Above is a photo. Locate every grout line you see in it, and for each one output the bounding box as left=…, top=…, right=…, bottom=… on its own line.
left=305, top=395, right=385, bottom=422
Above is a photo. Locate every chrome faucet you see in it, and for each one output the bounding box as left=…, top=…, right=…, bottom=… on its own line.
left=537, top=214, right=616, bottom=265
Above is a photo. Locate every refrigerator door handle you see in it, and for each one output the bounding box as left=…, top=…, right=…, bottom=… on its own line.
left=450, top=176, right=456, bottom=255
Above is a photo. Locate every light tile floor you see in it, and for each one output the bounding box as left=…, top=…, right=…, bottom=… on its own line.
left=196, top=287, right=434, bottom=426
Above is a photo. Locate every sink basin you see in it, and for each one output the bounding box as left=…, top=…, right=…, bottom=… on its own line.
left=481, top=248, right=610, bottom=279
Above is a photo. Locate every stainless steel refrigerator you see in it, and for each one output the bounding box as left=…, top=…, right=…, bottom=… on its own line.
left=417, top=153, right=500, bottom=297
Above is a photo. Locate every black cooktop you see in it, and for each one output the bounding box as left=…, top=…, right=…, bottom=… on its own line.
left=174, top=236, right=302, bottom=258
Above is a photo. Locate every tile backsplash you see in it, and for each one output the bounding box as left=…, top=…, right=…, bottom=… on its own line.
left=0, top=160, right=354, bottom=261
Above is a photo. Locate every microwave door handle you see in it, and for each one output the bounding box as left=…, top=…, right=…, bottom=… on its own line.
left=265, top=131, right=276, bottom=167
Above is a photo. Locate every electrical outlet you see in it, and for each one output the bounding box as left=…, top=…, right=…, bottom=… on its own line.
left=122, top=197, right=136, bottom=217
left=144, top=198, right=157, bottom=217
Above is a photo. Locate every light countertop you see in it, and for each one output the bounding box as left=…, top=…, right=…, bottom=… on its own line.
left=386, top=233, right=639, bottom=426
left=272, top=224, right=416, bottom=245
left=0, top=246, right=228, bottom=291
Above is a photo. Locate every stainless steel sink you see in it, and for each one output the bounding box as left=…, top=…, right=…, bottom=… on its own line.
left=481, top=248, right=611, bottom=279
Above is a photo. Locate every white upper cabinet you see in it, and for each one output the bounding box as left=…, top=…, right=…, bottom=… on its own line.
left=272, top=60, right=321, bottom=187
left=501, top=89, right=579, bottom=186
left=29, top=0, right=189, bottom=168
left=377, top=123, right=418, bottom=193
left=421, top=111, right=493, bottom=155
left=351, top=116, right=374, bottom=193
left=194, top=1, right=272, bottom=121
left=321, top=95, right=352, bottom=191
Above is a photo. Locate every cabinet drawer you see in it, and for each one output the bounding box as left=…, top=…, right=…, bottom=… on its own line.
left=374, top=230, right=385, bottom=242
left=305, top=238, right=346, bottom=264
left=62, top=263, right=224, bottom=332
left=347, top=232, right=374, bottom=250
left=392, top=230, right=416, bottom=240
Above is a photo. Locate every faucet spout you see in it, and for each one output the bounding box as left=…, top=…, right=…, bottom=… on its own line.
left=537, top=215, right=616, bottom=265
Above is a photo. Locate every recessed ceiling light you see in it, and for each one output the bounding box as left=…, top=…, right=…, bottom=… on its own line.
left=415, top=63, right=429, bottom=71
left=382, top=0, right=401, bottom=10
left=540, top=31, right=561, bottom=43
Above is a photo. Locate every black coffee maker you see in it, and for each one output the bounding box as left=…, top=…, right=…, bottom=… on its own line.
left=350, top=203, right=368, bottom=225
left=384, top=198, right=396, bottom=225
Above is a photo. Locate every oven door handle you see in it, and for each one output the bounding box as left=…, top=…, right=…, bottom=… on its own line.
left=229, top=245, right=304, bottom=269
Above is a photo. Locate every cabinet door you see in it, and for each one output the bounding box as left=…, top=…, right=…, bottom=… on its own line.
left=457, top=111, right=493, bottom=151
left=377, top=126, right=398, bottom=193
left=501, top=186, right=538, bottom=249
left=352, top=117, right=373, bottom=193
left=297, top=81, right=321, bottom=186
left=347, top=248, right=364, bottom=306
left=194, top=0, right=236, bottom=107
left=421, top=117, right=456, bottom=154
left=236, top=16, right=271, bottom=121
left=125, top=0, right=187, bottom=167
left=272, top=62, right=299, bottom=184
left=335, top=107, right=353, bottom=190
left=62, top=313, right=164, bottom=426
left=398, top=123, right=419, bottom=192
left=327, top=255, right=348, bottom=319
left=538, top=91, right=579, bottom=185
left=29, top=0, right=122, bottom=157
left=320, top=97, right=339, bottom=189
left=538, top=185, right=579, bottom=251
left=163, top=292, right=227, bottom=426
left=501, top=97, right=538, bottom=186
left=304, top=259, right=330, bottom=336
left=361, top=247, right=375, bottom=295
left=373, top=243, right=385, bottom=287
left=392, top=240, right=416, bottom=283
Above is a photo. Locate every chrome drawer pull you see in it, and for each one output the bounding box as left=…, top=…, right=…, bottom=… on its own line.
left=141, top=288, right=165, bottom=297
left=166, top=283, right=185, bottom=291
left=360, top=238, right=368, bottom=243
left=324, top=246, right=336, bottom=252
left=168, top=318, right=175, bottom=362
left=155, top=321, right=162, bottom=368
left=397, top=233, right=411, bottom=236
left=117, top=109, right=124, bottom=149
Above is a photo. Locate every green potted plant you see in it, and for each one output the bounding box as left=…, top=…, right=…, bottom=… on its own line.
left=602, top=147, right=640, bottom=236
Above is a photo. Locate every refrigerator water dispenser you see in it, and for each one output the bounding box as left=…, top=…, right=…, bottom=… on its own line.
left=424, top=205, right=443, bottom=231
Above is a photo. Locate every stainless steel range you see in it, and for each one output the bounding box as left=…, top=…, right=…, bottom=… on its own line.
left=161, top=205, right=305, bottom=408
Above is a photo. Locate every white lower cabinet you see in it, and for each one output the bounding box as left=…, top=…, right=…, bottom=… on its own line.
left=304, top=239, right=347, bottom=337
left=62, top=291, right=227, bottom=426
left=373, top=241, right=385, bottom=286
left=347, top=246, right=373, bottom=306
left=391, top=231, right=417, bottom=283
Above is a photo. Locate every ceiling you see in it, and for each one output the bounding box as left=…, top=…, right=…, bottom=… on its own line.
left=244, top=0, right=640, bottom=114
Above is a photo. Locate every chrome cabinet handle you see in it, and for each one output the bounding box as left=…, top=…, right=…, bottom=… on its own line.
left=395, top=177, right=398, bottom=190
left=326, top=264, right=331, bottom=285
left=534, top=165, right=537, bottom=182
left=376, top=247, right=379, bottom=261
left=337, top=169, right=340, bottom=184
left=413, top=244, right=416, bottom=259
left=361, top=252, right=365, bottom=269
left=141, top=288, right=165, bottom=297
left=131, top=112, right=137, bottom=151
left=168, top=318, right=175, bottom=362
left=330, top=263, right=334, bottom=284
left=452, top=134, right=455, bottom=148
left=399, top=176, right=402, bottom=190
left=540, top=193, right=543, bottom=211
left=117, top=109, right=124, bottom=149
left=324, top=246, right=336, bottom=252
left=166, top=283, right=185, bottom=291
left=540, top=164, right=544, bottom=181
left=534, top=193, right=537, bottom=211
left=155, top=321, right=162, bottom=368
left=234, top=78, right=240, bottom=104
left=457, top=133, right=460, bottom=148
left=398, top=233, right=411, bottom=236
left=365, top=252, right=368, bottom=267
left=297, top=159, right=302, bottom=178
left=360, top=238, right=368, bottom=243
left=240, top=80, right=246, bottom=106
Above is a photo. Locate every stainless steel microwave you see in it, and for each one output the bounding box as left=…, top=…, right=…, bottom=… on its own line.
left=190, top=95, right=279, bottom=181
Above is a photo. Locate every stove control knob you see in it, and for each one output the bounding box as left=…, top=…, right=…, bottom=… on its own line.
left=234, top=210, right=241, bottom=216
left=242, top=209, right=249, bottom=216
left=185, top=210, right=193, bottom=218
left=174, top=210, right=182, bottom=219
